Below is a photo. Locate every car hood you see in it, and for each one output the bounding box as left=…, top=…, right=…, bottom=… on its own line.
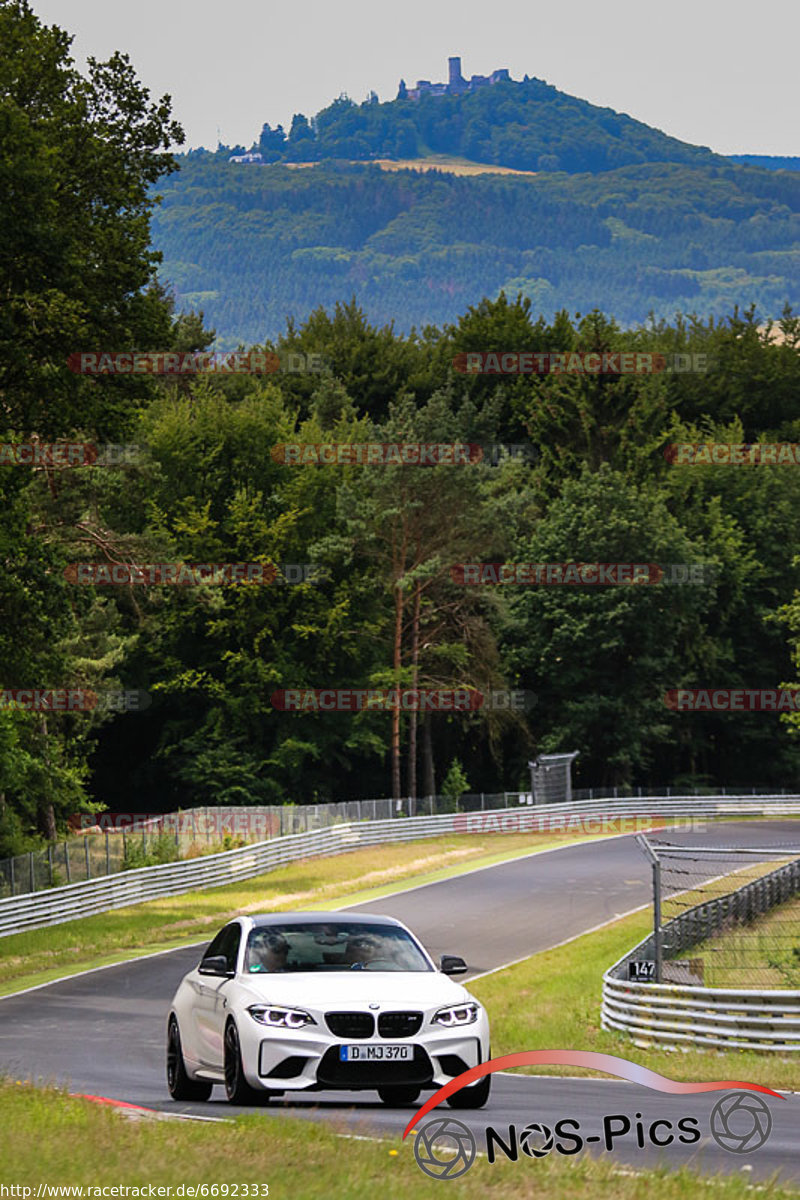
left=235, top=970, right=474, bottom=1010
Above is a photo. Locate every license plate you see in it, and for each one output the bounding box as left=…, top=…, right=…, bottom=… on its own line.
left=339, top=1044, right=413, bottom=1061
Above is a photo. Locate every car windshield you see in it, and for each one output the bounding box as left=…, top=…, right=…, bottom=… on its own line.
left=243, top=922, right=433, bottom=973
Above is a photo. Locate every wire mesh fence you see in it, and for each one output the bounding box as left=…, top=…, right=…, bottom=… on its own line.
left=0, top=791, right=530, bottom=899
left=639, top=837, right=800, bottom=989
left=3, top=788, right=799, bottom=901
left=572, top=785, right=799, bottom=800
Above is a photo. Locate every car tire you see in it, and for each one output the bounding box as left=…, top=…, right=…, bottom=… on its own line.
left=167, top=1017, right=213, bottom=1102
left=377, top=1085, right=421, bottom=1106
left=446, top=1072, right=491, bottom=1109
left=224, top=1020, right=263, bottom=1105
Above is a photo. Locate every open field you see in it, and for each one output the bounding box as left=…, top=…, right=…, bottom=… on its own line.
left=0, top=830, right=615, bottom=997
left=2, top=1079, right=793, bottom=1199
left=284, top=154, right=539, bottom=176
left=369, top=154, right=539, bottom=176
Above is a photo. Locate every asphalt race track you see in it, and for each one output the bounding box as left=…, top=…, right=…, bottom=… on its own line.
left=1, top=822, right=798, bottom=1184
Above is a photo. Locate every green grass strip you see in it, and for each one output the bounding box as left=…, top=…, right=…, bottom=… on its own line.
left=1, top=1079, right=793, bottom=1198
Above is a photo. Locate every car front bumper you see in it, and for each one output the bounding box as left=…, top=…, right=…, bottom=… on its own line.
left=241, top=1016, right=491, bottom=1092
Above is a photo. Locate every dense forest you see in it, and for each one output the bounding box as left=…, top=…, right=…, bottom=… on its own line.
left=153, top=156, right=800, bottom=345
left=2, top=0, right=800, bottom=857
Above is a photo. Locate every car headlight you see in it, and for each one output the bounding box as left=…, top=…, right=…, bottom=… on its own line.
left=432, top=1002, right=479, bottom=1027
left=247, top=1004, right=316, bottom=1029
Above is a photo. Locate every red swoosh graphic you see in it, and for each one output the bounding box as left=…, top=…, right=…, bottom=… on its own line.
left=402, top=1050, right=784, bottom=1139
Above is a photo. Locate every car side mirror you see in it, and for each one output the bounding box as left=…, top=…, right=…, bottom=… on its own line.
left=440, top=954, right=468, bottom=976
left=199, top=955, right=234, bottom=977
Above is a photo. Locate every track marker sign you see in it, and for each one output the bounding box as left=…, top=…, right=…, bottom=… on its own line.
left=628, top=960, right=656, bottom=981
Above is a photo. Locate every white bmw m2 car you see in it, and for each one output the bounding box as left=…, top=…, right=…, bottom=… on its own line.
left=167, top=912, right=491, bottom=1107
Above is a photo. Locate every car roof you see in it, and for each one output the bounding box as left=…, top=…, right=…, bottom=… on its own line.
left=245, top=912, right=404, bottom=929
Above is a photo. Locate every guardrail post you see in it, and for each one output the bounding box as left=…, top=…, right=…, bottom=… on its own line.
left=651, top=858, right=664, bottom=982
left=10, top=856, right=14, bottom=896
left=29, top=852, right=34, bottom=893
left=48, top=843, right=54, bottom=887
left=637, top=835, right=663, bottom=983
left=106, top=832, right=110, bottom=875
left=85, top=837, right=90, bottom=880
left=64, top=840, right=70, bottom=883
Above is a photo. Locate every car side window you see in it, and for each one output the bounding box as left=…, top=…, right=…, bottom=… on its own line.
left=201, top=924, right=241, bottom=972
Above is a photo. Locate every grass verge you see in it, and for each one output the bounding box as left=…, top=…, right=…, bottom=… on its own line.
left=2, top=1080, right=794, bottom=1198
left=688, top=893, right=800, bottom=988
left=470, top=909, right=800, bottom=1090
left=0, top=831, right=613, bottom=997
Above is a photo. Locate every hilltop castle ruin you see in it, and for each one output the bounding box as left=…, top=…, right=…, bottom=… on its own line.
left=399, top=57, right=511, bottom=101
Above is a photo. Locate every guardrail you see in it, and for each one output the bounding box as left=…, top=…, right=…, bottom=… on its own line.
left=601, top=852, right=800, bottom=1051
left=602, top=972, right=800, bottom=1051
left=0, top=793, right=531, bottom=898
left=1, top=794, right=799, bottom=939
left=0, top=814, right=458, bottom=938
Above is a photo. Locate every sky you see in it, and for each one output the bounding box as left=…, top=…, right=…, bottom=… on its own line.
left=30, top=0, right=799, bottom=157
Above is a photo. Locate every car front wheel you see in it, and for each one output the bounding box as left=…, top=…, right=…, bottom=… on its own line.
left=446, top=1072, right=491, bottom=1109
left=167, top=1017, right=213, bottom=1102
left=224, top=1020, right=263, bottom=1105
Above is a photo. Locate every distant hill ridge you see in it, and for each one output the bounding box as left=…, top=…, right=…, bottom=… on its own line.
left=204, top=55, right=726, bottom=176
left=160, top=60, right=799, bottom=343
left=727, top=155, right=800, bottom=171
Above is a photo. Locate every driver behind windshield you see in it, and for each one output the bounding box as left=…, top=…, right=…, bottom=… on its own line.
left=343, top=933, right=383, bottom=967
left=247, top=930, right=289, bottom=973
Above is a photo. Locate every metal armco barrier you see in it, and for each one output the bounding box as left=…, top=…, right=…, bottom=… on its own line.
left=0, top=814, right=456, bottom=938
left=0, top=794, right=798, bottom=938
left=602, top=961, right=800, bottom=1052
left=602, top=852, right=800, bottom=1052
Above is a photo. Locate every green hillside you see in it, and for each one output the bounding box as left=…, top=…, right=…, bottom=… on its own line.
left=232, top=74, right=723, bottom=174
left=152, top=156, right=800, bottom=345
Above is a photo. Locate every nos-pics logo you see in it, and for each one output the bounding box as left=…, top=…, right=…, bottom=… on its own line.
left=404, top=1051, right=782, bottom=1181
left=412, top=1094, right=773, bottom=1180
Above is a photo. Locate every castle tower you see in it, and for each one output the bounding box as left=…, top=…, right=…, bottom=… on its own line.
left=448, top=56, right=464, bottom=88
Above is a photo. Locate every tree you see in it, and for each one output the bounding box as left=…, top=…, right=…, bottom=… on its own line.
left=258, top=122, right=286, bottom=157
left=0, top=0, right=184, bottom=440
left=320, top=390, right=515, bottom=798
left=288, top=113, right=314, bottom=144
left=0, top=0, right=185, bottom=847
left=441, top=758, right=469, bottom=809
left=504, top=465, right=716, bottom=786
